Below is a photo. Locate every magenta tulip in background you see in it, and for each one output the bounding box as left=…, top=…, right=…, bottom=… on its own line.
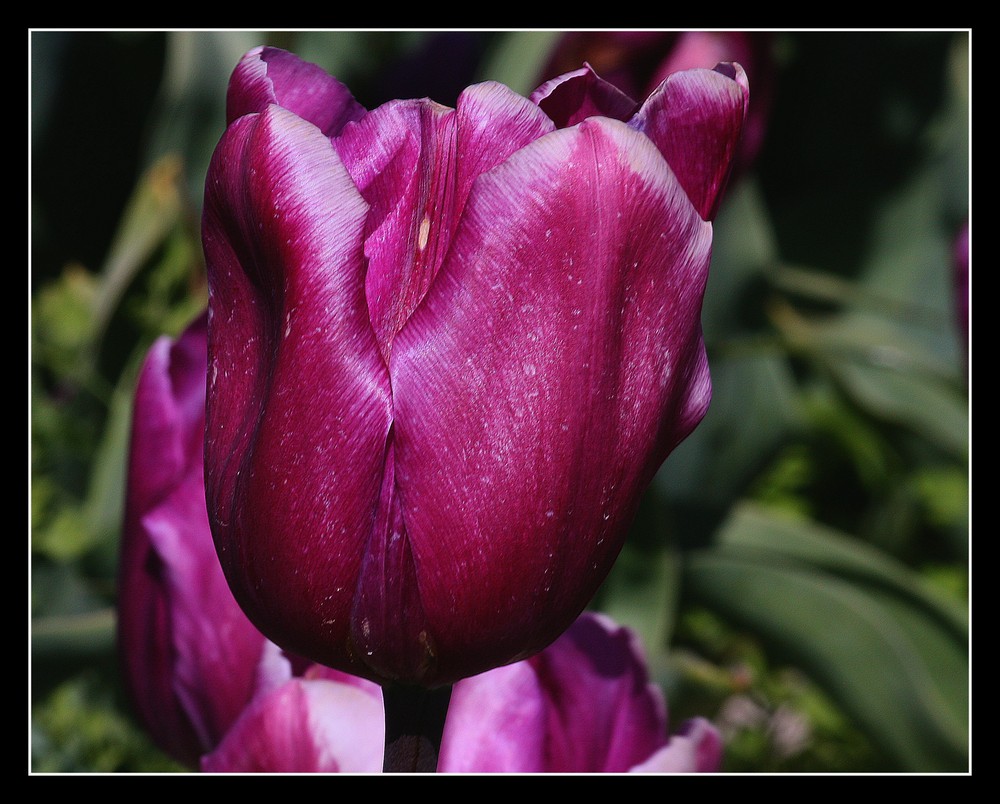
left=202, top=46, right=748, bottom=687
left=117, top=314, right=289, bottom=767
left=438, top=612, right=722, bottom=773
left=201, top=612, right=721, bottom=774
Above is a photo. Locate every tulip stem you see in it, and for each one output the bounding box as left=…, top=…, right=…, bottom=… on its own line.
left=382, top=683, right=453, bottom=773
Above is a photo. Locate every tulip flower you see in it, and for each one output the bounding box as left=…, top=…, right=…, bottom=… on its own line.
left=438, top=612, right=723, bottom=773
left=202, top=46, right=748, bottom=688
left=117, top=313, right=291, bottom=767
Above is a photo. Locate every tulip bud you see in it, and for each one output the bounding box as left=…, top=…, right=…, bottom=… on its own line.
left=202, top=46, right=748, bottom=687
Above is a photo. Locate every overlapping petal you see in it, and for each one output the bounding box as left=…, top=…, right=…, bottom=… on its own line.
left=630, top=64, right=749, bottom=221
left=227, top=45, right=365, bottom=134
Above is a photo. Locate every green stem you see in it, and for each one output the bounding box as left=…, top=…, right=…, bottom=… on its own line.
left=381, top=684, right=453, bottom=773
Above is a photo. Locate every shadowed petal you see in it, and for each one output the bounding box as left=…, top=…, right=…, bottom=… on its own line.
left=118, top=315, right=289, bottom=767
left=439, top=613, right=684, bottom=773
left=143, top=470, right=290, bottom=755
left=531, top=65, right=640, bottom=127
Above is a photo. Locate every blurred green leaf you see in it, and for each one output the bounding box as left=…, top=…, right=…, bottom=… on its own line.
left=596, top=542, right=680, bottom=671
left=32, top=609, right=116, bottom=660
left=92, top=155, right=187, bottom=345
left=32, top=675, right=183, bottom=772
left=702, top=178, right=780, bottom=344
left=144, top=30, right=264, bottom=193
left=654, top=352, right=802, bottom=511
left=683, top=503, right=968, bottom=771
left=32, top=263, right=100, bottom=386
left=475, top=31, right=563, bottom=95
left=772, top=301, right=967, bottom=459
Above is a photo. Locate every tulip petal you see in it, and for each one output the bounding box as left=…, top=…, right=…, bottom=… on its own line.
left=391, top=117, right=713, bottom=682
left=334, top=99, right=456, bottom=360
left=333, top=85, right=553, bottom=361
left=143, top=468, right=288, bottom=754
left=628, top=718, right=724, bottom=773
left=202, top=103, right=392, bottom=673
left=439, top=613, right=673, bottom=773
left=226, top=45, right=366, bottom=134
left=118, top=319, right=211, bottom=767
left=438, top=662, right=548, bottom=773
left=530, top=612, right=669, bottom=773
left=531, top=65, right=640, bottom=127
left=122, top=319, right=207, bottom=521
left=630, top=63, right=749, bottom=221
left=200, top=678, right=385, bottom=773
left=119, top=314, right=289, bottom=766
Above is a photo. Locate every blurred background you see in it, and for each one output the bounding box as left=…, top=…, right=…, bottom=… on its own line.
left=29, top=30, right=970, bottom=773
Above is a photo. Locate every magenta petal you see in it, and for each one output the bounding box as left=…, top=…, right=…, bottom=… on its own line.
left=531, top=65, right=639, bottom=127
left=440, top=612, right=674, bottom=773
left=334, top=99, right=456, bottom=358
left=202, top=104, right=392, bottom=673
left=525, top=613, right=669, bottom=773
left=390, top=119, right=713, bottom=683
left=226, top=45, right=366, bottom=134
left=118, top=314, right=283, bottom=767
left=200, top=678, right=385, bottom=773
left=438, top=662, right=547, bottom=773
left=628, top=718, right=724, bottom=773
left=142, top=469, right=285, bottom=755
left=333, top=85, right=553, bottom=361
left=630, top=63, right=749, bottom=221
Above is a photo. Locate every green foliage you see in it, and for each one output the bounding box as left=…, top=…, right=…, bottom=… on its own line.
left=32, top=676, right=184, bottom=773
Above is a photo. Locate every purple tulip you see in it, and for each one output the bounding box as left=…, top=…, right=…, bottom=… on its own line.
left=202, top=46, right=748, bottom=687
left=117, top=314, right=290, bottom=767
left=438, top=612, right=722, bottom=773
